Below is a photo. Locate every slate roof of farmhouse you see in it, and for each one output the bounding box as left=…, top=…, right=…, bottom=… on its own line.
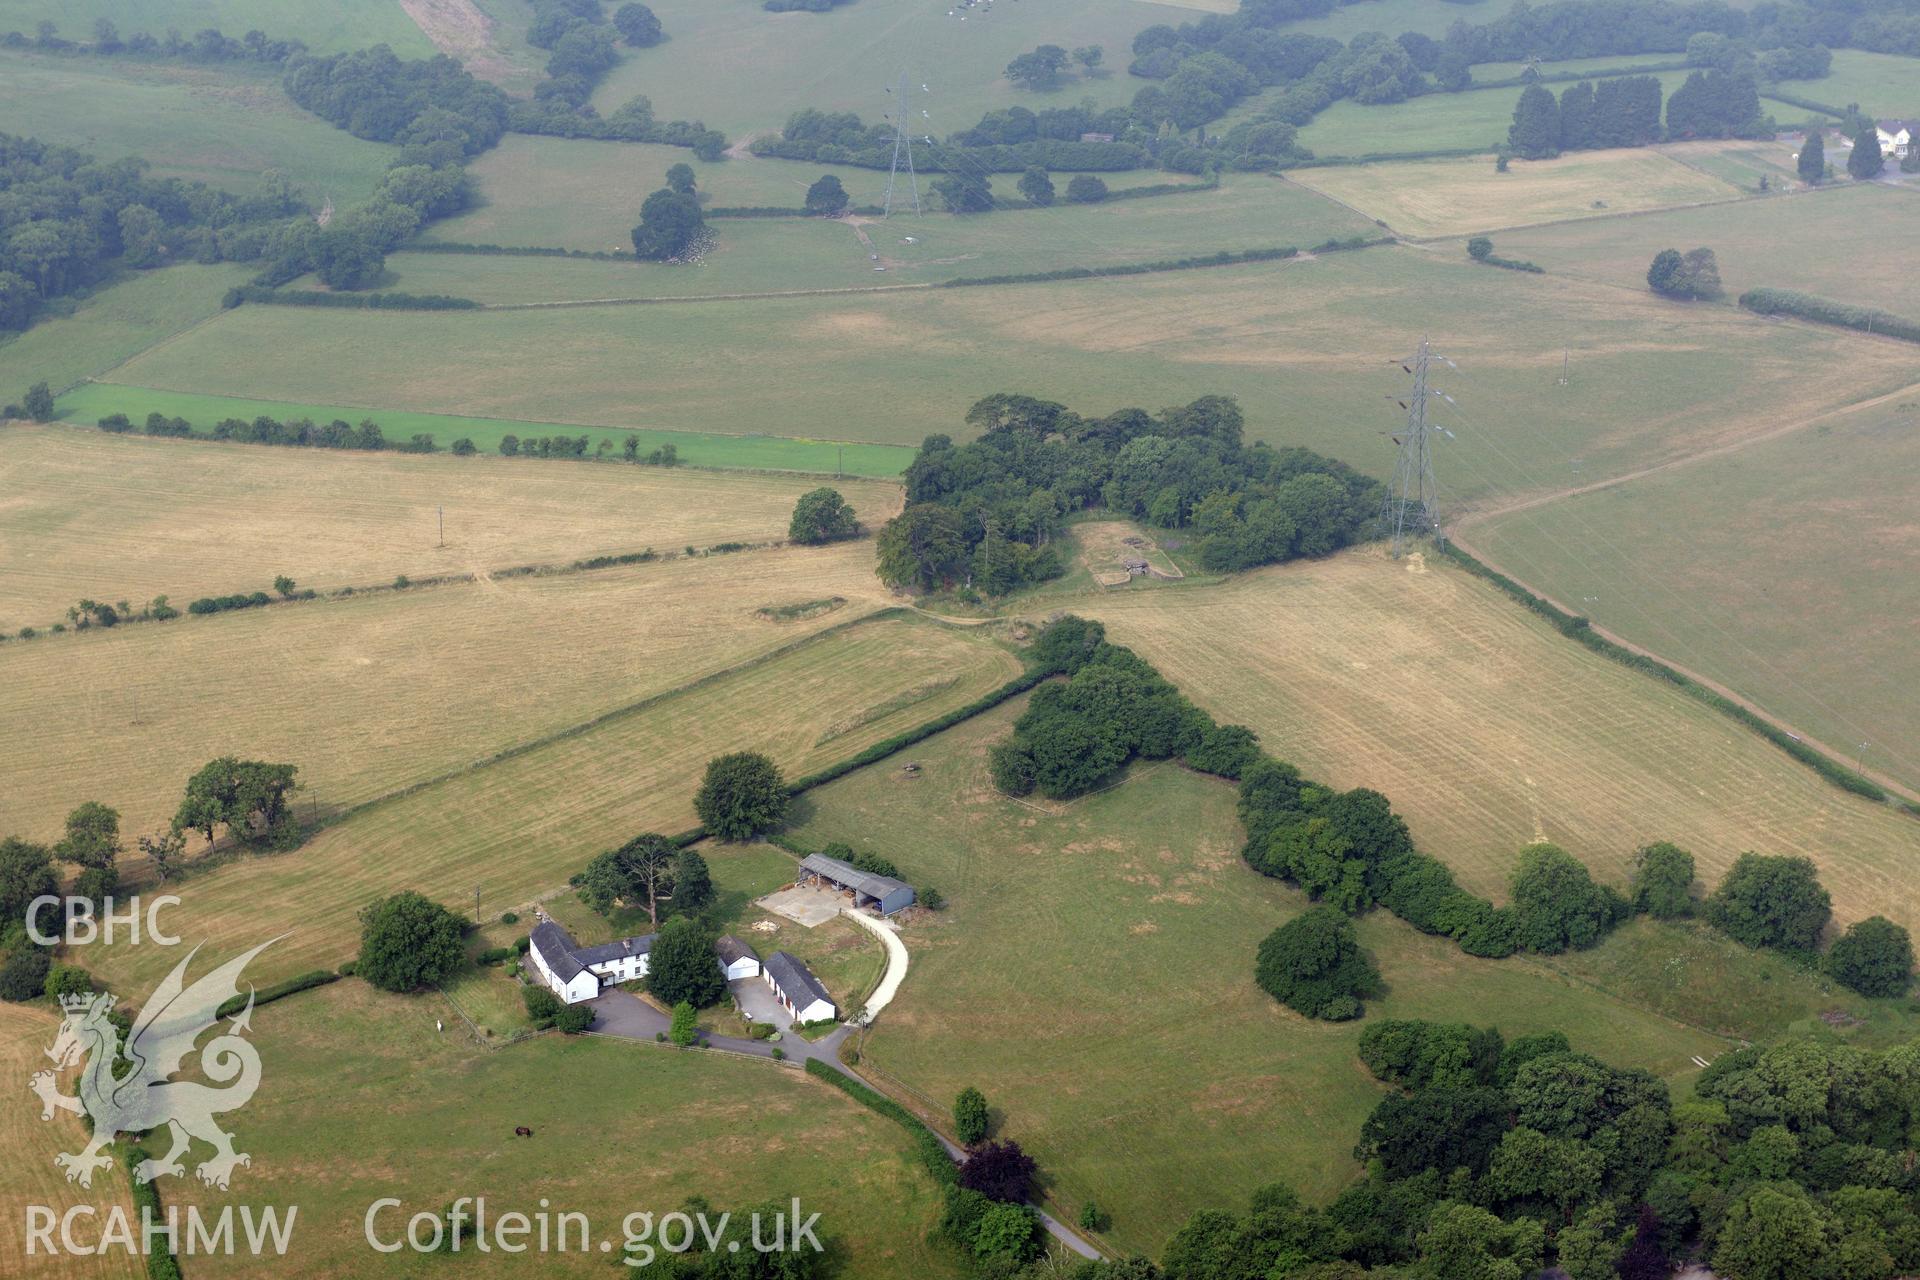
left=714, top=935, right=758, bottom=966
left=574, top=934, right=655, bottom=967
left=532, top=920, right=654, bottom=977
left=530, top=922, right=586, bottom=983
left=764, top=951, right=832, bottom=1009
left=798, top=852, right=911, bottom=902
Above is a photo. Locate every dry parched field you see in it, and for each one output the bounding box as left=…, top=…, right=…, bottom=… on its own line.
left=1470, top=390, right=1920, bottom=796
left=92, top=248, right=1920, bottom=509
left=1082, top=550, right=1920, bottom=932
left=0, top=424, right=902, bottom=632
left=1291, top=150, right=1743, bottom=239
left=1486, top=181, right=1920, bottom=316
left=85, top=613, right=1022, bottom=992
left=159, top=982, right=959, bottom=1280
left=0, top=540, right=896, bottom=844
left=0, top=1002, right=143, bottom=1280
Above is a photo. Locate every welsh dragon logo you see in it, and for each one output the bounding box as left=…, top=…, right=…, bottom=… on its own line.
left=31, top=939, right=278, bottom=1189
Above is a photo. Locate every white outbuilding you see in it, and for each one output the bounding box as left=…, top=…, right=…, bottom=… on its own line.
left=715, top=935, right=761, bottom=980
left=763, top=950, right=837, bottom=1024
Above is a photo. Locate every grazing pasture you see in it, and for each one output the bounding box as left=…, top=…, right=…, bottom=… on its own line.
left=0, top=0, right=437, bottom=56
left=81, top=613, right=1022, bottom=991
left=52, top=384, right=917, bottom=476
left=0, top=541, right=897, bottom=844
left=791, top=699, right=1721, bottom=1254
left=394, top=178, right=1371, bottom=298
left=95, top=247, right=1919, bottom=505
left=440, top=135, right=898, bottom=247
left=1289, top=149, right=1742, bottom=237
left=0, top=423, right=902, bottom=631
left=1299, top=72, right=1700, bottom=157
left=1080, top=550, right=1920, bottom=931
left=157, top=982, right=960, bottom=1280
left=1469, top=390, right=1920, bottom=795
left=1788, top=49, right=1920, bottom=117
left=0, top=263, right=248, bottom=397
left=587, top=0, right=1164, bottom=136
left=0, top=1002, right=142, bottom=1280
left=1487, top=180, right=1920, bottom=313
left=0, top=48, right=397, bottom=204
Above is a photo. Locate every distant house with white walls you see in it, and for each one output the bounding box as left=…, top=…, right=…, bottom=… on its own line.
left=1875, top=120, right=1913, bottom=159
left=529, top=922, right=653, bottom=1005
left=763, top=951, right=837, bottom=1024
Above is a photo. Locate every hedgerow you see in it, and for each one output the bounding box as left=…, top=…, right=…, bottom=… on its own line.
left=1738, top=287, right=1920, bottom=344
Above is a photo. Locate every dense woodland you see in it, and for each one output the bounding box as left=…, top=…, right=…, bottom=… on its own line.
left=876, top=394, right=1381, bottom=595
left=0, top=134, right=301, bottom=331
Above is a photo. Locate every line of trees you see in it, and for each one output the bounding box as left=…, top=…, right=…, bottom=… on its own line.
left=506, top=0, right=725, bottom=157
left=876, top=393, right=1381, bottom=597
left=1503, top=73, right=1756, bottom=159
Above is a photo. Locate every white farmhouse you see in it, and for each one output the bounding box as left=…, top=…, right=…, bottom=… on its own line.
left=763, top=950, right=837, bottom=1024
left=529, top=921, right=654, bottom=1005
left=1876, top=120, right=1913, bottom=160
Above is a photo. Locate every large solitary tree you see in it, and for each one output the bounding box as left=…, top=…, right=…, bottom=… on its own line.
left=1254, top=906, right=1382, bottom=1020
left=358, top=891, right=468, bottom=992
left=631, top=188, right=705, bottom=260
left=788, top=487, right=858, bottom=544
left=694, top=752, right=788, bottom=841
left=804, top=174, right=849, bottom=216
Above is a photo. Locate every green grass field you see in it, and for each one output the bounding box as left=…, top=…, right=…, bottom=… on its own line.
left=790, top=698, right=1723, bottom=1254
left=0, top=262, right=248, bottom=398
left=1469, top=389, right=1920, bottom=795
left=391, top=178, right=1372, bottom=298
left=1780, top=49, right=1920, bottom=117
left=81, top=612, right=1023, bottom=992
left=587, top=0, right=1171, bottom=137
left=1487, top=180, right=1920, bottom=313
left=439, top=135, right=901, bottom=247
left=93, top=246, right=1918, bottom=507
left=0, top=0, right=436, bottom=55
left=53, top=383, right=917, bottom=475
left=1543, top=916, right=1920, bottom=1048
left=157, top=981, right=960, bottom=1279
left=1299, top=71, right=1699, bottom=156
left=0, top=47, right=397, bottom=204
